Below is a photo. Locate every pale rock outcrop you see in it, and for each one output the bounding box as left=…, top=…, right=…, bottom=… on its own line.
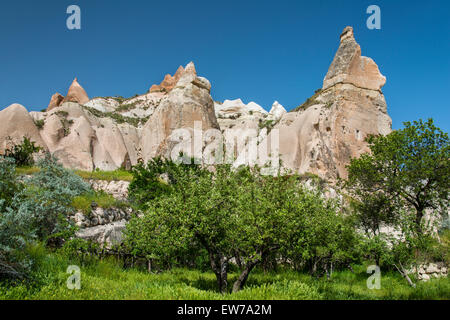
left=37, top=102, right=138, bottom=171
left=215, top=99, right=267, bottom=118
left=323, top=26, right=386, bottom=91
left=47, top=93, right=65, bottom=111
left=70, top=206, right=132, bottom=229
left=149, top=63, right=197, bottom=93
left=85, top=92, right=166, bottom=124
left=215, top=99, right=269, bottom=133
left=0, top=104, right=47, bottom=153
left=266, top=26, right=392, bottom=180
left=407, top=262, right=448, bottom=281
left=141, top=62, right=220, bottom=161
left=62, top=78, right=90, bottom=105
left=45, top=78, right=89, bottom=111
left=88, top=179, right=130, bottom=200
left=268, top=101, right=287, bottom=121
left=84, top=98, right=120, bottom=113
left=40, top=103, right=97, bottom=171
left=75, top=221, right=127, bottom=248
left=117, top=124, right=142, bottom=165
left=91, top=117, right=131, bottom=171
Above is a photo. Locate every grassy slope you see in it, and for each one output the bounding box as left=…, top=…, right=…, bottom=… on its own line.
left=1, top=247, right=448, bottom=300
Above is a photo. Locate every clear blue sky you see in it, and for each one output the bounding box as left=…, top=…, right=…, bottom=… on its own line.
left=0, top=0, right=449, bottom=132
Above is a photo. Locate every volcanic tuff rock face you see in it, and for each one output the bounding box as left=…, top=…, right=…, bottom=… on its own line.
left=141, top=62, right=220, bottom=162
left=47, top=93, right=65, bottom=111
left=0, top=27, right=392, bottom=180
left=149, top=65, right=187, bottom=93
left=47, top=78, right=90, bottom=111
left=266, top=26, right=391, bottom=179
left=0, top=104, right=47, bottom=152
left=323, top=27, right=386, bottom=91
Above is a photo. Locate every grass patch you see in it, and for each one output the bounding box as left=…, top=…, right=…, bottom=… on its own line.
left=74, top=169, right=133, bottom=182
left=1, top=248, right=448, bottom=300
left=71, top=191, right=125, bottom=215
left=15, top=166, right=41, bottom=175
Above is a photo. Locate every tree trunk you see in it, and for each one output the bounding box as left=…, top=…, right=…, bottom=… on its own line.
left=394, top=263, right=416, bottom=288
left=209, top=251, right=228, bottom=293
left=325, top=263, right=330, bottom=280
left=232, top=261, right=259, bottom=293
left=415, top=209, right=424, bottom=234
left=147, top=260, right=152, bottom=273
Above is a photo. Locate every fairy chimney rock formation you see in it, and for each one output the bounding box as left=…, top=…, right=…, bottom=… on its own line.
left=47, top=93, right=65, bottom=111
left=323, top=26, right=386, bottom=92
left=149, top=62, right=197, bottom=93
left=62, top=78, right=90, bottom=105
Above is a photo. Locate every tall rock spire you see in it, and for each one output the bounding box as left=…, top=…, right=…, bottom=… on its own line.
left=323, top=26, right=386, bottom=91
left=63, top=78, right=90, bottom=105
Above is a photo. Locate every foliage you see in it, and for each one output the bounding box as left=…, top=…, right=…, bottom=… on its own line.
left=258, top=119, right=277, bottom=133
left=344, top=119, right=449, bottom=286
left=283, top=206, right=362, bottom=276
left=345, top=119, right=449, bottom=234
left=0, top=158, right=22, bottom=211
left=125, top=161, right=350, bottom=293
left=0, top=154, right=95, bottom=279
left=2, top=136, right=42, bottom=166
left=18, top=153, right=90, bottom=244
left=0, top=158, right=34, bottom=279
left=33, top=119, right=45, bottom=130
left=128, top=157, right=181, bottom=208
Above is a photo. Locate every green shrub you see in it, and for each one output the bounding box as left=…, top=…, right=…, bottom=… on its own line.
left=0, top=158, right=34, bottom=280
left=0, top=158, right=22, bottom=211
left=34, top=119, right=45, bottom=130
left=128, top=157, right=177, bottom=208
left=2, top=136, right=42, bottom=166
left=18, top=153, right=90, bottom=244
left=258, top=119, right=277, bottom=133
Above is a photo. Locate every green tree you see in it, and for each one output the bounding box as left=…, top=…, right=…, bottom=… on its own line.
left=125, top=161, right=343, bottom=293
left=346, top=119, right=449, bottom=234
